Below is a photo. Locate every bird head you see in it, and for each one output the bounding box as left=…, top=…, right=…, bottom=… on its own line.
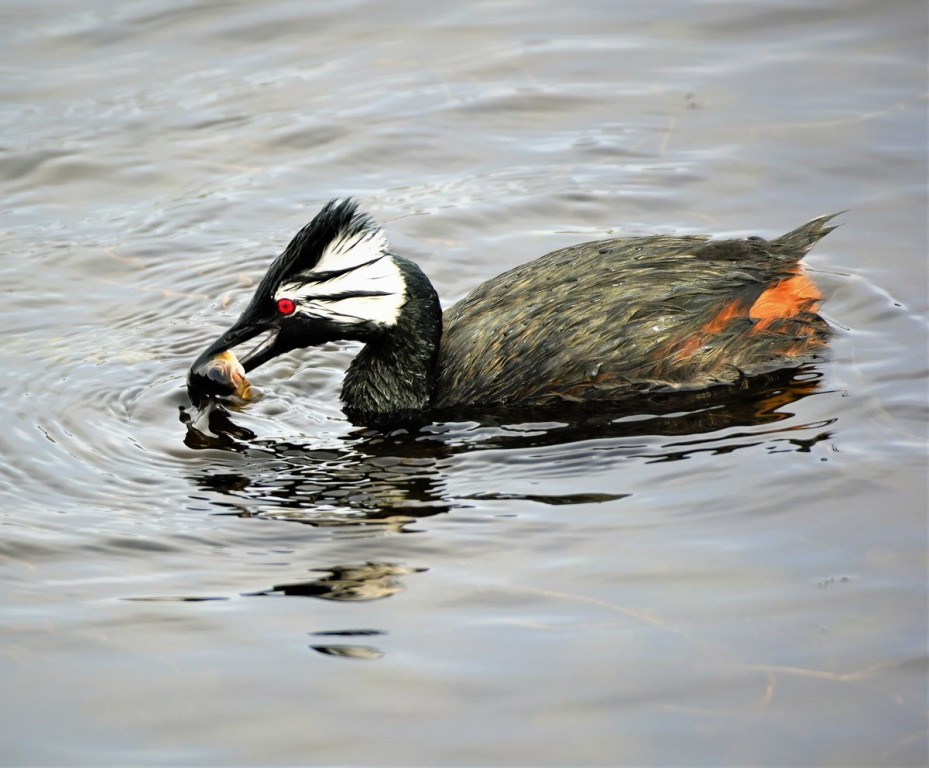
left=188, top=199, right=408, bottom=403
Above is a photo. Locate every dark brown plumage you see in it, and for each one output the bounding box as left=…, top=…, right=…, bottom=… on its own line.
left=435, top=216, right=836, bottom=408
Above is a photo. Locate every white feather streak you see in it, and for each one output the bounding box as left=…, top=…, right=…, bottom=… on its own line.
left=316, top=228, right=390, bottom=273
left=274, top=249, right=406, bottom=327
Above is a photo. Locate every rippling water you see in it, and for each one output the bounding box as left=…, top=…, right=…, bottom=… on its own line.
left=2, top=1, right=926, bottom=765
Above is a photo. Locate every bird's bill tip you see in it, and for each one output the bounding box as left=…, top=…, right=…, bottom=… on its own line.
left=187, top=348, right=262, bottom=407
left=187, top=321, right=275, bottom=407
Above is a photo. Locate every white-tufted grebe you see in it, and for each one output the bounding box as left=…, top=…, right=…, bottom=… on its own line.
left=189, top=199, right=838, bottom=426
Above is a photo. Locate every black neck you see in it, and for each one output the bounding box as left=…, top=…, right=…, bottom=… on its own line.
left=340, top=256, right=442, bottom=427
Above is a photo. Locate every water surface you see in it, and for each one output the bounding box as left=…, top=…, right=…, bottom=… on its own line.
left=1, top=1, right=927, bottom=765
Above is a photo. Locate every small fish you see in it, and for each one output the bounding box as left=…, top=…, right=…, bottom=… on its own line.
left=187, top=349, right=261, bottom=406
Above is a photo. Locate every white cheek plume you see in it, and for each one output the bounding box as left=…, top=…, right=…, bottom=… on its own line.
left=274, top=241, right=406, bottom=327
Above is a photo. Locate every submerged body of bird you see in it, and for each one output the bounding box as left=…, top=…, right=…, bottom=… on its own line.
left=188, top=199, right=838, bottom=427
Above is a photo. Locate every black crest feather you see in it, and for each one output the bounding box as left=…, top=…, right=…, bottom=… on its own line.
left=253, top=198, right=374, bottom=298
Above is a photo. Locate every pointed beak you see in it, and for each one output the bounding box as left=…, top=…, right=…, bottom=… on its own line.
left=187, top=318, right=280, bottom=406
left=193, top=318, right=281, bottom=373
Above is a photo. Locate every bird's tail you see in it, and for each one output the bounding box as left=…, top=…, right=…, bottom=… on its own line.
left=773, top=211, right=844, bottom=255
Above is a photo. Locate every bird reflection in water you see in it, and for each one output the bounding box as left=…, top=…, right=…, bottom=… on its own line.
left=246, top=562, right=424, bottom=661
left=250, top=562, right=426, bottom=601
left=180, top=365, right=835, bottom=528
left=179, top=368, right=834, bottom=659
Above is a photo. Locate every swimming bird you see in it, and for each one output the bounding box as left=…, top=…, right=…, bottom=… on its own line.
left=188, top=199, right=837, bottom=426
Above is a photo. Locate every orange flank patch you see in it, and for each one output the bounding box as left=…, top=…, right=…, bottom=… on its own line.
left=749, top=274, right=822, bottom=331
left=662, top=271, right=823, bottom=366
left=669, top=299, right=744, bottom=360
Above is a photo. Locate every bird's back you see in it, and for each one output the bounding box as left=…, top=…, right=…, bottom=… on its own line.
left=434, top=215, right=837, bottom=409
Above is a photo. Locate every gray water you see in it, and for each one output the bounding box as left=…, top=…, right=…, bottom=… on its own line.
left=1, top=1, right=927, bottom=765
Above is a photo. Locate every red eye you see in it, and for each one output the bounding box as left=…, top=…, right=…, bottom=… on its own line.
left=277, top=298, right=296, bottom=316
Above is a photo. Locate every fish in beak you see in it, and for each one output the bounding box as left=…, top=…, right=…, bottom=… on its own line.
left=188, top=343, right=264, bottom=407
